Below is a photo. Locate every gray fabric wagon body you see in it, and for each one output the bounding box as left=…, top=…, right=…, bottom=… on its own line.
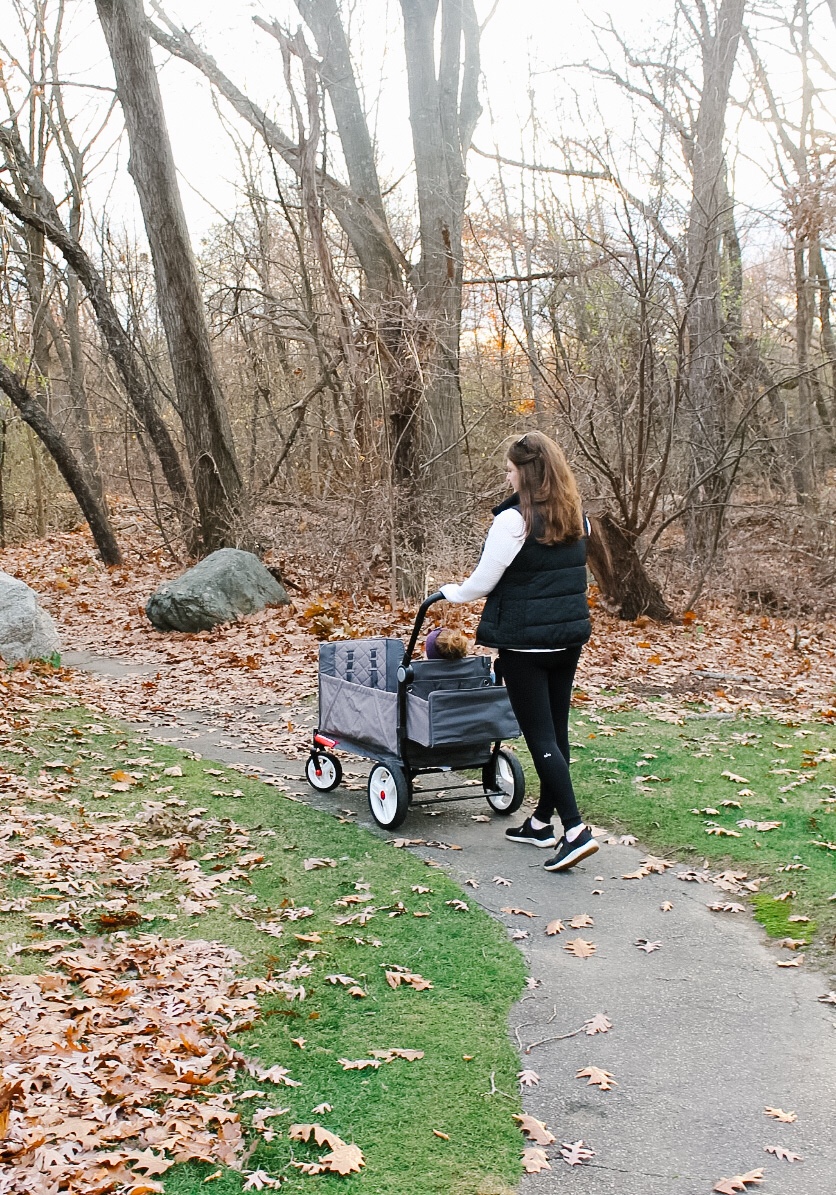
left=318, top=638, right=520, bottom=759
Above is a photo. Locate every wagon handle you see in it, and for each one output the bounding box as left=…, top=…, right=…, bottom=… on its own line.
left=402, top=591, right=445, bottom=666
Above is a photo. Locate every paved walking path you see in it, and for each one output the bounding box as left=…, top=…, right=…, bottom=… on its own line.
left=66, top=653, right=836, bottom=1193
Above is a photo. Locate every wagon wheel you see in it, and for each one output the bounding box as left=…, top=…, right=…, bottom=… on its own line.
left=483, top=748, right=525, bottom=814
left=367, top=762, right=410, bottom=829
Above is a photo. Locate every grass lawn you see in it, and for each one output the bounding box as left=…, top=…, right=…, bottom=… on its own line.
left=516, top=710, right=836, bottom=951
left=0, top=706, right=526, bottom=1195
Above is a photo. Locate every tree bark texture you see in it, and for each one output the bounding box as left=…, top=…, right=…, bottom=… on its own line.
left=0, top=125, right=195, bottom=535
left=399, top=0, right=481, bottom=496
left=586, top=514, right=673, bottom=622
left=96, top=0, right=242, bottom=554
left=685, top=0, right=746, bottom=557
left=0, top=361, right=122, bottom=565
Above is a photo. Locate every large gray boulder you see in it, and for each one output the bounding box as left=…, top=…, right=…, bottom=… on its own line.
left=0, top=571, right=61, bottom=664
left=146, top=548, right=289, bottom=632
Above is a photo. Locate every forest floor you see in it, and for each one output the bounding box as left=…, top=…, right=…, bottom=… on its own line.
left=2, top=523, right=836, bottom=1192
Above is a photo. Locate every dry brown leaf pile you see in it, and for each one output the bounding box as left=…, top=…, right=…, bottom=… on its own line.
left=0, top=935, right=299, bottom=1192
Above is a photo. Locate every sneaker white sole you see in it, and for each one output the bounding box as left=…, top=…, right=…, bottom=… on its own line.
left=543, top=839, right=599, bottom=872
left=505, top=834, right=558, bottom=848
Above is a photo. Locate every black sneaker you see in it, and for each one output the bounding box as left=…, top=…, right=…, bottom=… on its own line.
left=543, top=826, right=599, bottom=872
left=505, top=817, right=557, bottom=848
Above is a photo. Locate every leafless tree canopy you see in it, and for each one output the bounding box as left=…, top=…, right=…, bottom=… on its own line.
left=1, top=0, right=835, bottom=614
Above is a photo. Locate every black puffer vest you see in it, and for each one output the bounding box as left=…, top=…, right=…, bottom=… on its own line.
left=475, top=494, right=592, bottom=650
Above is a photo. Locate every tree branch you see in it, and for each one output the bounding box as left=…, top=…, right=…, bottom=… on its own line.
left=470, top=143, right=611, bottom=180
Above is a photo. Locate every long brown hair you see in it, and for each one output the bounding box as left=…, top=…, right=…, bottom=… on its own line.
left=505, top=431, right=584, bottom=545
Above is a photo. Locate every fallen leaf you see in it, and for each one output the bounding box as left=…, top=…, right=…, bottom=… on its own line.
left=289, top=1123, right=346, bottom=1149
left=777, top=956, right=804, bottom=967
left=517, top=1069, right=540, bottom=1087
left=337, top=1058, right=381, bottom=1071
left=242, top=1171, right=279, bottom=1190
left=371, top=1048, right=424, bottom=1063
left=318, top=1143, right=365, bottom=1175
left=545, top=919, right=565, bottom=936
left=501, top=906, right=536, bottom=917
left=576, top=1066, right=617, bottom=1090
left=492, top=876, right=512, bottom=886
left=560, top=1139, right=595, bottom=1165
left=660, top=901, right=674, bottom=911
left=303, top=857, right=336, bottom=870
left=445, top=899, right=468, bottom=912
left=817, top=991, right=836, bottom=1004
left=583, top=1013, right=612, bottom=1035
left=384, top=967, right=432, bottom=991
left=707, top=902, right=747, bottom=913
left=713, top=1170, right=765, bottom=1193
left=721, top=771, right=751, bottom=783
left=764, top=1106, right=797, bottom=1122
left=635, top=939, right=662, bottom=953
left=432, top=1129, right=450, bottom=1140
left=764, top=1144, right=803, bottom=1161
left=569, top=913, right=594, bottom=928
left=521, top=1146, right=551, bottom=1173
left=564, top=938, right=596, bottom=958
left=513, top=1114, right=556, bottom=1146
left=128, top=1149, right=173, bottom=1176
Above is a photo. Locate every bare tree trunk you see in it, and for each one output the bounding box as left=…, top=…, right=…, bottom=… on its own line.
left=684, top=0, right=746, bottom=557
left=791, top=239, right=816, bottom=496
left=399, top=0, right=481, bottom=500
left=812, top=241, right=836, bottom=431
left=96, top=0, right=243, bottom=554
left=0, top=361, right=122, bottom=564
left=586, top=513, right=673, bottom=622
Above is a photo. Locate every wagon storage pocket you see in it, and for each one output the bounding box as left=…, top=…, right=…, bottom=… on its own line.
left=406, top=685, right=519, bottom=747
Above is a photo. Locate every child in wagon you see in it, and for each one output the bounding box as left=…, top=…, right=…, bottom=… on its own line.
left=424, top=627, right=469, bottom=660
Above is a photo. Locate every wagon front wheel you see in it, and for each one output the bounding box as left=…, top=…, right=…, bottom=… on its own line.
left=305, top=752, right=343, bottom=792
left=483, top=748, right=525, bottom=814
left=367, top=763, right=410, bottom=830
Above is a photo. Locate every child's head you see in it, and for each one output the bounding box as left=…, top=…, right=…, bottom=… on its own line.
left=425, top=627, right=469, bottom=660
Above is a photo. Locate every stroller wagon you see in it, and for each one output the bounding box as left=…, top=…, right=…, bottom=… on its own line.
left=304, top=593, right=525, bottom=829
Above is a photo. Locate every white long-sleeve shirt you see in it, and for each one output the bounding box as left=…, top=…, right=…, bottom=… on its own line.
left=441, top=507, right=527, bottom=603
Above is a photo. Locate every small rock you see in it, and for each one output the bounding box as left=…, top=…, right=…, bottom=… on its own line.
left=145, top=549, right=289, bottom=632
left=0, top=571, right=60, bottom=664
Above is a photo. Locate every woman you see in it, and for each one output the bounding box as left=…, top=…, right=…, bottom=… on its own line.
left=440, top=431, right=598, bottom=873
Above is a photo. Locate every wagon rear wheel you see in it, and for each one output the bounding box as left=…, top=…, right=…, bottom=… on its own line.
left=483, top=748, right=525, bottom=814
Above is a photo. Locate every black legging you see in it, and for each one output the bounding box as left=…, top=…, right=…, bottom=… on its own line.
left=499, top=646, right=584, bottom=829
